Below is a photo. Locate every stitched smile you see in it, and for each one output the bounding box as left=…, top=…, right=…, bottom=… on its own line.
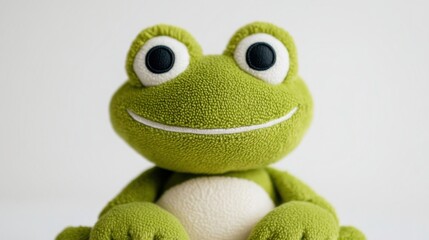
left=127, top=107, right=298, bottom=135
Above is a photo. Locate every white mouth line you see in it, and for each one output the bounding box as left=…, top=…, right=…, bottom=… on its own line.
left=127, top=107, right=298, bottom=135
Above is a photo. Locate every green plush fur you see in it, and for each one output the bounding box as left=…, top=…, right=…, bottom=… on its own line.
left=111, top=23, right=312, bottom=174
left=56, top=22, right=365, bottom=240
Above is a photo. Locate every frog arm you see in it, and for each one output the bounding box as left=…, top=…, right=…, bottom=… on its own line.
left=98, top=166, right=172, bottom=217
left=56, top=167, right=188, bottom=240
left=266, top=167, right=338, bottom=221
left=249, top=168, right=366, bottom=240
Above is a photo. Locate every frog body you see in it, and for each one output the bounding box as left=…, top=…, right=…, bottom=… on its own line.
left=56, top=22, right=365, bottom=240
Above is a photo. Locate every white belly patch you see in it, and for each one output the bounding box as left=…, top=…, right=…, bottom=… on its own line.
left=156, top=176, right=275, bottom=240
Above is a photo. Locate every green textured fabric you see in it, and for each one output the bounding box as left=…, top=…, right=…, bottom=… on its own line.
left=338, top=226, right=366, bottom=240
left=248, top=201, right=339, bottom=239
left=110, top=22, right=313, bottom=174
left=56, top=226, right=91, bottom=240
left=92, top=202, right=189, bottom=240
left=267, top=167, right=338, bottom=221
left=56, top=22, right=366, bottom=240
left=99, top=167, right=172, bottom=217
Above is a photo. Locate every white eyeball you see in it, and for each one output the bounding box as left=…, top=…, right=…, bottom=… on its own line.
left=133, top=36, right=190, bottom=87
left=234, top=33, right=290, bottom=85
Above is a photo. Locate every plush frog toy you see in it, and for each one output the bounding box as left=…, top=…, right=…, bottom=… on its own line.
left=57, top=22, right=365, bottom=240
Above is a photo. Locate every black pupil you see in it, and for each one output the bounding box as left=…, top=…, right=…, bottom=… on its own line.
left=145, top=45, right=175, bottom=74
left=245, top=42, right=276, bottom=71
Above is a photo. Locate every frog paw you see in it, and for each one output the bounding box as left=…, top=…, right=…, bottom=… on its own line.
left=248, top=201, right=339, bottom=240
left=56, top=226, right=91, bottom=240
left=338, top=226, right=366, bottom=240
left=90, top=202, right=189, bottom=240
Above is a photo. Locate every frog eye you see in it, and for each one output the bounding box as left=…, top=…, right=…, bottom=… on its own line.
left=233, top=33, right=289, bottom=85
left=133, top=36, right=190, bottom=87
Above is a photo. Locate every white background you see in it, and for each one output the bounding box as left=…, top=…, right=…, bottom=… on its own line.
left=1, top=0, right=428, bottom=239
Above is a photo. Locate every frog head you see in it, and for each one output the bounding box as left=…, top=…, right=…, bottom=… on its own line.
left=110, top=22, right=313, bottom=174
